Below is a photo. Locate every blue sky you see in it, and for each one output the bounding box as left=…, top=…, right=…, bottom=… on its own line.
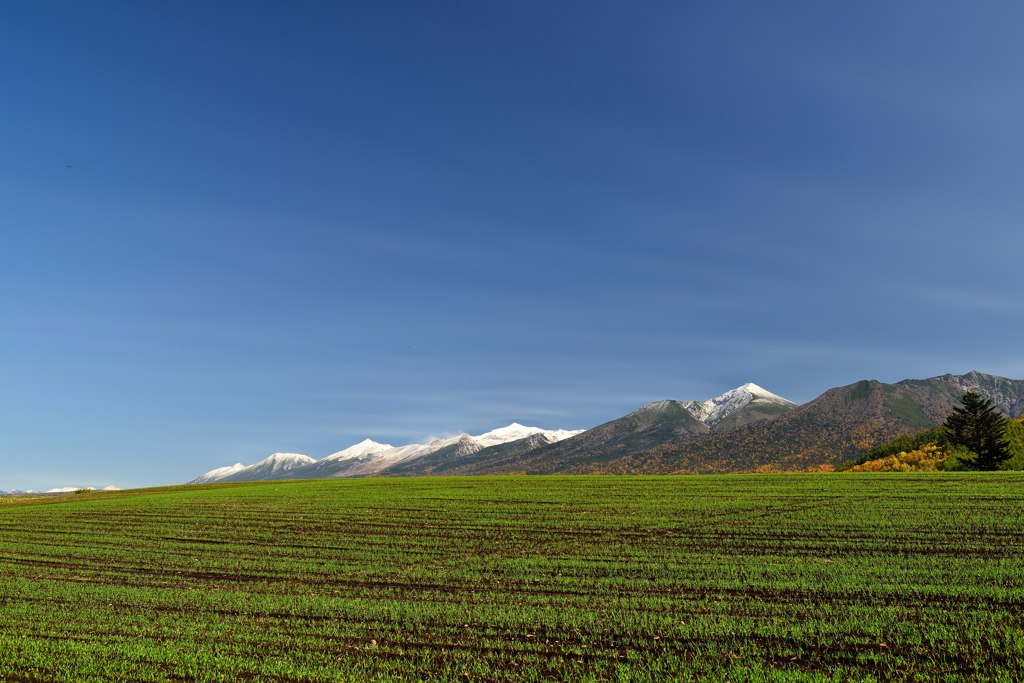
left=2, top=2, right=1023, bottom=489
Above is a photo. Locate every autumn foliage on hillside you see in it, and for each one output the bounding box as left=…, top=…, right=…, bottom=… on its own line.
left=847, top=417, right=1024, bottom=472
left=847, top=443, right=951, bottom=472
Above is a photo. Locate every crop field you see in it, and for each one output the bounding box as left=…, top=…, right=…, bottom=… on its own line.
left=1, top=474, right=1023, bottom=682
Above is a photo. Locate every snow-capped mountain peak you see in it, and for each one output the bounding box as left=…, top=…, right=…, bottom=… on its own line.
left=260, top=452, right=311, bottom=462
left=473, top=423, right=546, bottom=447
left=684, top=383, right=795, bottom=427
left=189, top=463, right=247, bottom=485
left=348, top=435, right=466, bottom=471
left=321, top=438, right=393, bottom=463
left=543, top=428, right=586, bottom=442
left=44, top=485, right=121, bottom=494
left=200, top=453, right=316, bottom=483
left=253, top=452, right=315, bottom=471
left=735, top=383, right=788, bottom=402
left=186, top=422, right=587, bottom=484
left=473, top=423, right=585, bottom=448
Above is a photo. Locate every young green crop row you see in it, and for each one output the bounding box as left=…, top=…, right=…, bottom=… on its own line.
left=1, top=474, right=1023, bottom=681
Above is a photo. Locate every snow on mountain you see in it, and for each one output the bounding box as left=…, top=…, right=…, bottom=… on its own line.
left=627, top=400, right=690, bottom=418
left=540, top=428, right=586, bottom=442
left=473, top=423, right=584, bottom=447
left=187, top=423, right=587, bottom=483
left=345, top=425, right=585, bottom=476
left=320, top=439, right=393, bottom=463
left=43, top=486, right=119, bottom=493
left=683, top=383, right=796, bottom=427
left=218, top=453, right=317, bottom=483
left=365, top=424, right=585, bottom=467
left=339, top=436, right=467, bottom=476
left=349, top=425, right=586, bottom=477
left=473, top=423, right=546, bottom=448
left=449, top=434, right=485, bottom=456
left=246, top=452, right=315, bottom=475
left=189, top=462, right=247, bottom=485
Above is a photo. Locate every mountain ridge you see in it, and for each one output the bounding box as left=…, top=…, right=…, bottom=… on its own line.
left=187, top=382, right=792, bottom=483
left=186, top=373, right=1024, bottom=483
left=189, top=424, right=585, bottom=484
left=590, top=372, right=1024, bottom=474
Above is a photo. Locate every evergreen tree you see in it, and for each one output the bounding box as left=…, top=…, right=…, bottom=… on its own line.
left=944, top=391, right=1011, bottom=471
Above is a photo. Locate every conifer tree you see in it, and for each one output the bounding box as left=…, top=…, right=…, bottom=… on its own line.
left=944, top=391, right=1011, bottom=471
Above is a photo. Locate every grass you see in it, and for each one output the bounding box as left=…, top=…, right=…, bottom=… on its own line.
left=884, top=395, right=932, bottom=427
left=1, top=474, right=1023, bottom=681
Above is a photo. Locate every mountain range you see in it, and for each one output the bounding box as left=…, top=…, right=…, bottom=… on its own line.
left=189, top=371, right=1024, bottom=483
left=190, top=423, right=585, bottom=484
left=0, top=486, right=121, bottom=496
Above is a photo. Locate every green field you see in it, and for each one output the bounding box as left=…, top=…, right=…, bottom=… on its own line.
left=1, top=474, right=1023, bottom=681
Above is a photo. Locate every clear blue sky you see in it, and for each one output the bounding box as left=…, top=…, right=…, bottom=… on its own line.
left=2, top=2, right=1022, bottom=489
